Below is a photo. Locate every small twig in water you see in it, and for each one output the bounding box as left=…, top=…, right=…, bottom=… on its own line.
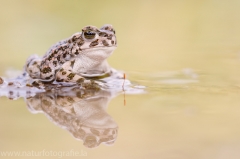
left=122, top=73, right=126, bottom=106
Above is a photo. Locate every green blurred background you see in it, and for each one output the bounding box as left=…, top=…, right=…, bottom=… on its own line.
left=1, top=0, right=240, bottom=159
left=1, top=0, right=240, bottom=74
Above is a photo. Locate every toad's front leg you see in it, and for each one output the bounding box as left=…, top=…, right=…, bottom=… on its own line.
left=55, top=60, right=99, bottom=89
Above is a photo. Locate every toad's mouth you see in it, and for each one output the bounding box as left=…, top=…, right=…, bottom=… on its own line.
left=80, top=46, right=116, bottom=58
left=81, top=45, right=117, bottom=51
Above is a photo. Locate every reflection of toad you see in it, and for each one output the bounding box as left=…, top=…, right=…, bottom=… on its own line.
left=26, top=86, right=118, bottom=148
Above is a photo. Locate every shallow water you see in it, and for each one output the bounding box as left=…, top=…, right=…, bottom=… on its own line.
left=1, top=1, right=240, bottom=159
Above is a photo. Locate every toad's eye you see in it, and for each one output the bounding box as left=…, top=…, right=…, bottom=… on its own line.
left=84, top=30, right=96, bottom=39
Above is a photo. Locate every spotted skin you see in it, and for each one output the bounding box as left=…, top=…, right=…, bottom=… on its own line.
left=25, top=24, right=117, bottom=86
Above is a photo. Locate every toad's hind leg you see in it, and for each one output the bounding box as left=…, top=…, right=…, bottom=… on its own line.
left=25, top=55, right=42, bottom=79
left=23, top=55, right=46, bottom=88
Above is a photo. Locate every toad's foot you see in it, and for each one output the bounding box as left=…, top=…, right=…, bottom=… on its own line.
left=56, top=68, right=99, bottom=90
